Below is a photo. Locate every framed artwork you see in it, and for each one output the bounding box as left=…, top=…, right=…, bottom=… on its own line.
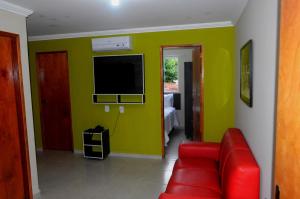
left=240, top=40, right=253, bottom=107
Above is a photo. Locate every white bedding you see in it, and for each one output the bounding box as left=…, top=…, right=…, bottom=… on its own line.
left=164, top=94, right=179, bottom=146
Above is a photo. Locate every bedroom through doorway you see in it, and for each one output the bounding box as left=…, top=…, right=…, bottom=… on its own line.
left=160, top=45, right=204, bottom=158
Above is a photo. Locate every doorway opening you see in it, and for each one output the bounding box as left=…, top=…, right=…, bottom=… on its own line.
left=160, top=45, right=204, bottom=158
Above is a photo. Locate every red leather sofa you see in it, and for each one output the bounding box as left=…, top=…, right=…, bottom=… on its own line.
left=159, top=128, right=260, bottom=199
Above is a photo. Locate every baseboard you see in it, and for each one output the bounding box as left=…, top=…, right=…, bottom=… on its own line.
left=37, top=148, right=84, bottom=155
left=69, top=150, right=162, bottom=160
left=33, top=190, right=41, bottom=199
left=73, top=150, right=83, bottom=155
left=110, top=153, right=162, bottom=160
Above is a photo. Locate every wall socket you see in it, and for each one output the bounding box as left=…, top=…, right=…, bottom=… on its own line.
left=119, top=106, right=124, bottom=113
left=104, top=105, right=110, bottom=112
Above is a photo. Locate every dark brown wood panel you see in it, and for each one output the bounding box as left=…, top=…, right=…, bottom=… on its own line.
left=160, top=47, right=165, bottom=157
left=0, top=31, right=32, bottom=199
left=192, top=47, right=202, bottom=141
left=36, top=52, right=73, bottom=151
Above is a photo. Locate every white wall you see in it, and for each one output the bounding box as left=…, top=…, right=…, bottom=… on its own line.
left=164, top=48, right=193, bottom=128
left=235, top=0, right=278, bottom=198
left=0, top=10, right=40, bottom=196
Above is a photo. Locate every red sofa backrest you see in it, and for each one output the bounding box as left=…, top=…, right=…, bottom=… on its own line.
left=219, top=128, right=260, bottom=199
left=219, top=128, right=250, bottom=176
left=222, top=150, right=260, bottom=199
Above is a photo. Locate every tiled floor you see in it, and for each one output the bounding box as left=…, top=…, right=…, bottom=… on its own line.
left=165, top=129, right=187, bottom=160
left=35, top=130, right=186, bottom=199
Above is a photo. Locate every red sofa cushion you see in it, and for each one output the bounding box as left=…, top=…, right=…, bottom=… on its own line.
left=159, top=193, right=221, bottom=199
left=166, top=184, right=221, bottom=198
left=168, top=168, right=221, bottom=193
left=173, top=158, right=218, bottom=173
left=179, top=142, right=220, bottom=160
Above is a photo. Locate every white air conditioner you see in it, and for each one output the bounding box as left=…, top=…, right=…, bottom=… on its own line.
left=91, top=36, right=132, bottom=52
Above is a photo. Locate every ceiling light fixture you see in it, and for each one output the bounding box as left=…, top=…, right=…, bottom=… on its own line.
left=111, top=0, right=120, bottom=6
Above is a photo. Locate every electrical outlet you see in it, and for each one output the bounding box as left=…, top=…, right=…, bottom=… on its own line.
left=119, top=106, right=124, bottom=113
left=105, top=105, right=110, bottom=112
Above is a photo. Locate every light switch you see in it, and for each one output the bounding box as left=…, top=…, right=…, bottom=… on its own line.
left=105, top=105, right=110, bottom=112
left=119, top=106, right=124, bottom=113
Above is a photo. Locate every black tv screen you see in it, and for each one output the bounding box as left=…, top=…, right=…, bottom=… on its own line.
left=93, top=55, right=144, bottom=94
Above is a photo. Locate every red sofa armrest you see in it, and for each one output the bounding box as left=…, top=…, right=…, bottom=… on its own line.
left=178, top=141, right=220, bottom=160
left=159, top=193, right=221, bottom=199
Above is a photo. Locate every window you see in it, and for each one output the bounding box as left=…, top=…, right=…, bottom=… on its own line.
left=164, top=57, right=179, bottom=92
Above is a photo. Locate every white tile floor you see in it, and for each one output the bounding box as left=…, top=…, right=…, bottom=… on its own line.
left=35, top=130, right=186, bottom=199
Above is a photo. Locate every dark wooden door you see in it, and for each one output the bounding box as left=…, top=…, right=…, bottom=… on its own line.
left=36, top=52, right=73, bottom=151
left=184, top=62, right=193, bottom=139
left=0, top=32, right=32, bottom=199
left=192, top=47, right=202, bottom=141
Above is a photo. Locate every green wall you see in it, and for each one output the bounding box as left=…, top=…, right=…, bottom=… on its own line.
left=28, top=27, right=235, bottom=156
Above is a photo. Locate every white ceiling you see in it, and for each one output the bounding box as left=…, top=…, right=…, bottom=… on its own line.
left=7, top=0, right=248, bottom=37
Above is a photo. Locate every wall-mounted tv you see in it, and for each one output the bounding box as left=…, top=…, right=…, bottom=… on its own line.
left=93, top=54, right=144, bottom=94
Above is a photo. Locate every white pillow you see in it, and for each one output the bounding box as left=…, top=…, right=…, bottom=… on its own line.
left=164, top=94, right=173, bottom=108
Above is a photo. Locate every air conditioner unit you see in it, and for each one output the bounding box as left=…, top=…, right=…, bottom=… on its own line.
left=91, top=36, right=132, bottom=52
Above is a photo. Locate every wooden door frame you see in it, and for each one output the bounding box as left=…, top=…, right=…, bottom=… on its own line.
left=36, top=51, right=74, bottom=151
left=0, top=31, right=33, bottom=198
left=160, top=44, right=204, bottom=158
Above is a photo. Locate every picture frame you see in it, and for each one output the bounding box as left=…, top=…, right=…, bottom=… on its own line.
left=240, top=40, right=253, bottom=107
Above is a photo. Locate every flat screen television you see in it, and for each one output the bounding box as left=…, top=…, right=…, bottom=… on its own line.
left=93, top=54, right=144, bottom=94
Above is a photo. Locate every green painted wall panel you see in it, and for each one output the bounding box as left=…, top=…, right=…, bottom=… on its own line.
left=28, top=27, right=235, bottom=156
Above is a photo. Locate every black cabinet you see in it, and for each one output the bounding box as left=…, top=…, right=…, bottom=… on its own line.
left=83, top=129, right=110, bottom=159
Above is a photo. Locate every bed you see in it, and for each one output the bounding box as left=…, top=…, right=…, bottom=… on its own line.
left=164, top=94, right=179, bottom=146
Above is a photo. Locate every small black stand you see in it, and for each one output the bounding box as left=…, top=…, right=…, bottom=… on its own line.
left=83, top=127, right=110, bottom=160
